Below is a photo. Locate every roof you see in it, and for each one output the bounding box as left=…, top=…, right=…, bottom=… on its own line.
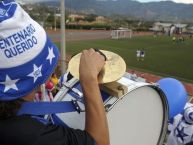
left=154, top=22, right=188, bottom=28
left=175, top=24, right=187, bottom=28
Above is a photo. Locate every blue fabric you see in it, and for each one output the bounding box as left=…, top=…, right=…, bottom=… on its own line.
left=0, top=0, right=17, bottom=22
left=17, top=101, right=76, bottom=116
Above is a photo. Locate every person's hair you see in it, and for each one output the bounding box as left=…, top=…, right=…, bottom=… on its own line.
left=0, top=99, right=24, bottom=120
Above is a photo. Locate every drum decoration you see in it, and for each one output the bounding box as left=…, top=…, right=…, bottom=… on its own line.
left=157, top=78, right=187, bottom=119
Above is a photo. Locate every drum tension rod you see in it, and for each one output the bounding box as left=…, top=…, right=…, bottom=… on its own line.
left=105, top=104, right=114, bottom=112
left=71, top=99, right=85, bottom=114
left=64, top=84, right=83, bottom=99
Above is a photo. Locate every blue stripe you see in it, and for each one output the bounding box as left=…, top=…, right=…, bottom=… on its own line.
left=17, top=101, right=76, bottom=116
left=0, top=0, right=17, bottom=22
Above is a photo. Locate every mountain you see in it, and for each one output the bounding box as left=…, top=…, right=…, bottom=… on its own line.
left=39, top=0, right=193, bottom=22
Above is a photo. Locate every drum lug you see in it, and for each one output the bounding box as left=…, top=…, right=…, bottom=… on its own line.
left=105, top=104, right=113, bottom=112
left=71, top=99, right=85, bottom=114
left=71, top=88, right=83, bottom=98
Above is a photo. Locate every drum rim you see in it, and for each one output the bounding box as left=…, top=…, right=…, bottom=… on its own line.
left=150, top=85, right=169, bottom=145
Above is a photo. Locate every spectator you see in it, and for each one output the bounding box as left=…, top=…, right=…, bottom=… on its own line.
left=0, top=1, right=109, bottom=145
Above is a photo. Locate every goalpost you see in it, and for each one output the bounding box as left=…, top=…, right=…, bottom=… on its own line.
left=111, top=29, right=132, bottom=39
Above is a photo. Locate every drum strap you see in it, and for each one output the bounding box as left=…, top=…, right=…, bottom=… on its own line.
left=17, top=101, right=79, bottom=116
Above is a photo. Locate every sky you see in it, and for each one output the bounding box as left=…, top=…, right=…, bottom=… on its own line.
left=18, top=0, right=193, bottom=4
left=138, top=0, right=193, bottom=4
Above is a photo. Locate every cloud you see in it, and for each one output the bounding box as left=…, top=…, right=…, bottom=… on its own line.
left=138, top=0, right=193, bottom=3
left=173, top=0, right=193, bottom=4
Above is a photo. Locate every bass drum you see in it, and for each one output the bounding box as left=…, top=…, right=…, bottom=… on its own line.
left=54, top=74, right=168, bottom=145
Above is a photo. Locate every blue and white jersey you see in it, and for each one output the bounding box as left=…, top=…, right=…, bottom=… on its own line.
left=167, top=103, right=193, bottom=145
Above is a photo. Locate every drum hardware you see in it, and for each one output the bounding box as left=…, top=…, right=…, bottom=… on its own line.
left=64, top=84, right=83, bottom=102
left=104, top=89, right=131, bottom=112
left=71, top=99, right=85, bottom=114
left=54, top=78, right=78, bottom=101
left=104, top=101, right=118, bottom=112
left=100, top=82, right=128, bottom=98
left=71, top=88, right=83, bottom=98
left=63, top=79, right=83, bottom=98
left=105, top=104, right=113, bottom=112
left=63, top=77, right=78, bottom=88
left=117, top=85, right=126, bottom=96
left=104, top=96, right=120, bottom=112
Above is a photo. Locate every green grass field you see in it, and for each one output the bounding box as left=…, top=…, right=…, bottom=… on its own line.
left=56, top=36, right=193, bottom=83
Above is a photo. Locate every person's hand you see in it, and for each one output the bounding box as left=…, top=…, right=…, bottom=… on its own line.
left=79, top=49, right=110, bottom=145
left=79, top=48, right=105, bottom=83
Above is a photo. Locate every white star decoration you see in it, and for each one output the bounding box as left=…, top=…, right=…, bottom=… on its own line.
left=46, top=47, right=55, bottom=65
left=28, top=64, right=42, bottom=83
left=0, top=75, right=19, bottom=92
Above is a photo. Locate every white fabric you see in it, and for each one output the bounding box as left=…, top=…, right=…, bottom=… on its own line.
left=167, top=103, right=193, bottom=145
left=0, top=4, right=46, bottom=68
left=136, top=50, right=140, bottom=57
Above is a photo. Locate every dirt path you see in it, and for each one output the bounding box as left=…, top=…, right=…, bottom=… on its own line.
left=127, top=69, right=193, bottom=96
left=46, top=29, right=153, bottom=42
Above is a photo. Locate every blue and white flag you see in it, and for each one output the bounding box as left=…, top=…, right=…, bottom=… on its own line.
left=0, top=0, right=59, bottom=101
left=167, top=103, right=193, bottom=145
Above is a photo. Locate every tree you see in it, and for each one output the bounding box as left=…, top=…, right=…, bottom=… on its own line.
left=85, top=14, right=97, bottom=22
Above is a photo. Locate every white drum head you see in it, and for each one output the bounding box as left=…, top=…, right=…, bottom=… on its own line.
left=107, top=86, right=167, bottom=145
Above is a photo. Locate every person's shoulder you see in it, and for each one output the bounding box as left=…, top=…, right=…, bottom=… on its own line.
left=1, top=116, right=95, bottom=145
left=186, top=142, right=193, bottom=145
left=0, top=115, right=45, bottom=132
left=0, top=116, right=44, bottom=145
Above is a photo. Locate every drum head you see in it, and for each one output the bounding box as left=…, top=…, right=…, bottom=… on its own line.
left=107, top=86, right=168, bottom=145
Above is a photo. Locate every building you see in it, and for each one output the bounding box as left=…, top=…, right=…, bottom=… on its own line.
left=150, top=22, right=188, bottom=35
left=68, top=14, right=85, bottom=22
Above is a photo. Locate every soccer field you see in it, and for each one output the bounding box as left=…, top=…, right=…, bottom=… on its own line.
left=56, top=36, right=193, bottom=83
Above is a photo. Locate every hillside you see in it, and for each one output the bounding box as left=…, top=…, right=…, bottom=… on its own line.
left=38, top=0, right=193, bottom=22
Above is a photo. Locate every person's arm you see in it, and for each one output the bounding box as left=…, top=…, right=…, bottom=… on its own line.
left=79, top=49, right=110, bottom=145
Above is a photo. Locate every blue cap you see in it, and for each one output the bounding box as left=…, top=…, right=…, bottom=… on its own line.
left=0, top=0, right=60, bottom=101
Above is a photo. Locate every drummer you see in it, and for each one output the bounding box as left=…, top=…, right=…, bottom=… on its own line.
left=0, top=1, right=109, bottom=145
